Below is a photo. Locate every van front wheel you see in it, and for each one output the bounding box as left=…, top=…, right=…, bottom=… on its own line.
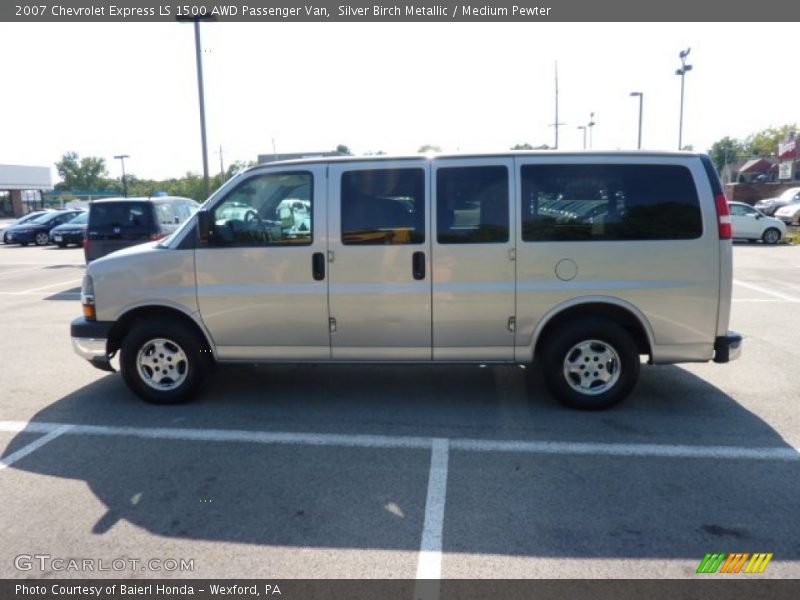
left=540, top=318, right=640, bottom=410
left=120, top=319, right=208, bottom=404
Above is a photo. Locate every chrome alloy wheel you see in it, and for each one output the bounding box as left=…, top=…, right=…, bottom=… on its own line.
left=135, top=338, right=189, bottom=391
left=562, top=339, right=621, bottom=396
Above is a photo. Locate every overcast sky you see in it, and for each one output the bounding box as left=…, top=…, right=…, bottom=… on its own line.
left=0, top=22, right=797, bottom=182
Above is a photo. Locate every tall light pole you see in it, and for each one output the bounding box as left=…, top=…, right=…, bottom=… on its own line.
left=587, top=112, right=596, bottom=149
left=676, top=48, right=693, bottom=150
left=113, top=154, right=129, bottom=197
left=178, top=15, right=215, bottom=199
left=577, top=126, right=587, bottom=150
left=629, top=92, right=643, bottom=149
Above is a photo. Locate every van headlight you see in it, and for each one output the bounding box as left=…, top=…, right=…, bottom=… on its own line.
left=81, top=274, right=96, bottom=321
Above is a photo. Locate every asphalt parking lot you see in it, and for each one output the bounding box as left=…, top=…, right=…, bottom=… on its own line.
left=0, top=241, right=799, bottom=580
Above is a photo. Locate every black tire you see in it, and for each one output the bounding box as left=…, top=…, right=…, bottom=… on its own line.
left=539, top=317, right=640, bottom=410
left=34, top=232, right=49, bottom=246
left=120, top=318, right=211, bottom=404
left=762, top=228, right=781, bottom=245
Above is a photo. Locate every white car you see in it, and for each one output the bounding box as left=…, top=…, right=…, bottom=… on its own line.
left=774, top=201, right=800, bottom=225
left=728, top=201, right=786, bottom=244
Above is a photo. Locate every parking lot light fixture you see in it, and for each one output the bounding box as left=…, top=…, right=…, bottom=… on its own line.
left=177, top=14, right=216, bottom=200
left=676, top=48, right=693, bottom=150
left=629, top=92, right=643, bottom=149
left=577, top=126, right=587, bottom=150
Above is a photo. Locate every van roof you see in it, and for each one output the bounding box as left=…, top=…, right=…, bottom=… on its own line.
left=248, top=150, right=704, bottom=170
left=89, top=196, right=194, bottom=204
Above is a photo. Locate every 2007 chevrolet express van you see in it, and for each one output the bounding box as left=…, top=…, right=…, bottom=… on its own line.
left=71, top=152, right=741, bottom=410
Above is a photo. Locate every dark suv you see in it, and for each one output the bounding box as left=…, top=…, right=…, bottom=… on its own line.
left=85, top=196, right=198, bottom=263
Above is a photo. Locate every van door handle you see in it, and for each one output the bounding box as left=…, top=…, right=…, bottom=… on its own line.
left=412, top=251, right=426, bottom=280
left=312, top=252, right=325, bottom=281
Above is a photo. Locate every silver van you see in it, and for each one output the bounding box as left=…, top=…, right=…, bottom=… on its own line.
left=71, top=152, right=741, bottom=410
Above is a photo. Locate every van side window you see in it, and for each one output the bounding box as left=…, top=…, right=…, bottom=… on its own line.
left=210, top=171, right=312, bottom=247
left=341, top=168, right=425, bottom=245
left=437, top=166, right=509, bottom=244
left=520, top=164, right=702, bottom=241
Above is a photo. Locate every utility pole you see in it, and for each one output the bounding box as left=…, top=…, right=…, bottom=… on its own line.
left=113, top=155, right=129, bottom=197
left=548, top=61, right=566, bottom=149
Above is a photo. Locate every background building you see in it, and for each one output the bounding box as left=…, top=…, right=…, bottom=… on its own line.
left=0, top=164, right=54, bottom=217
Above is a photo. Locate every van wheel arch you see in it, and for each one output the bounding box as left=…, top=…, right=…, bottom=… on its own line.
left=533, top=302, right=652, bottom=362
left=108, top=306, right=214, bottom=361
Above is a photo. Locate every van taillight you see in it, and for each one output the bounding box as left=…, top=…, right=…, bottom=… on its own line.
left=150, top=232, right=167, bottom=241
left=715, top=194, right=732, bottom=240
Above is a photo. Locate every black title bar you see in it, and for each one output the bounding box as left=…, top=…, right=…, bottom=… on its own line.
left=4, top=0, right=800, bottom=22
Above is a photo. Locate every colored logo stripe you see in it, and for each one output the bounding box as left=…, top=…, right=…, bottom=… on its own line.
left=744, top=553, right=773, bottom=573
left=697, top=553, right=773, bottom=574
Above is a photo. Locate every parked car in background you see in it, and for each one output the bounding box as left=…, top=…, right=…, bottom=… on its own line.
left=774, top=200, right=800, bottom=225
left=4, top=210, right=84, bottom=246
left=84, top=196, right=198, bottom=262
left=1, top=210, right=53, bottom=243
left=49, top=211, right=89, bottom=247
left=754, top=187, right=800, bottom=215
left=728, top=201, right=785, bottom=244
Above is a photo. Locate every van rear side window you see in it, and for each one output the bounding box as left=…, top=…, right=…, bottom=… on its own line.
left=437, top=166, right=509, bottom=244
left=520, top=164, right=702, bottom=241
left=90, top=202, right=152, bottom=230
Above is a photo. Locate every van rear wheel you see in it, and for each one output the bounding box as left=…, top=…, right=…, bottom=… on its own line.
left=540, top=318, right=640, bottom=410
left=120, top=318, right=209, bottom=404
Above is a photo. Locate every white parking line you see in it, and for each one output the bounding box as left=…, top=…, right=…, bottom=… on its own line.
left=732, top=299, right=791, bottom=303
left=17, top=278, right=83, bottom=294
left=0, top=291, right=80, bottom=297
left=733, top=279, right=800, bottom=302
left=0, top=425, right=72, bottom=471
left=0, top=420, right=797, bottom=461
left=416, top=439, right=449, bottom=583
left=0, top=266, right=46, bottom=278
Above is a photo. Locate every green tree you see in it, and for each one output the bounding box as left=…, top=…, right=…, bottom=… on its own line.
left=55, top=152, right=109, bottom=191
left=709, top=136, right=746, bottom=172
left=417, top=144, right=442, bottom=153
left=745, top=124, right=798, bottom=157
left=511, top=143, right=550, bottom=150
left=335, top=144, right=353, bottom=156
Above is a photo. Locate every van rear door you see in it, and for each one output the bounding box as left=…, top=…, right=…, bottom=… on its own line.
left=431, top=157, right=516, bottom=360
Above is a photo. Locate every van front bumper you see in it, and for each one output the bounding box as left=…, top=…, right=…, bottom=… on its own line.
left=71, top=317, right=115, bottom=372
left=713, top=331, right=743, bottom=363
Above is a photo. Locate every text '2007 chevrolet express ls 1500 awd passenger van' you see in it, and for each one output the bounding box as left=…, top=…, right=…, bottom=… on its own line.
left=71, top=152, right=742, bottom=410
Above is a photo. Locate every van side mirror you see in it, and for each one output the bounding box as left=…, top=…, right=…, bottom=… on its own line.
left=197, top=209, right=212, bottom=244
